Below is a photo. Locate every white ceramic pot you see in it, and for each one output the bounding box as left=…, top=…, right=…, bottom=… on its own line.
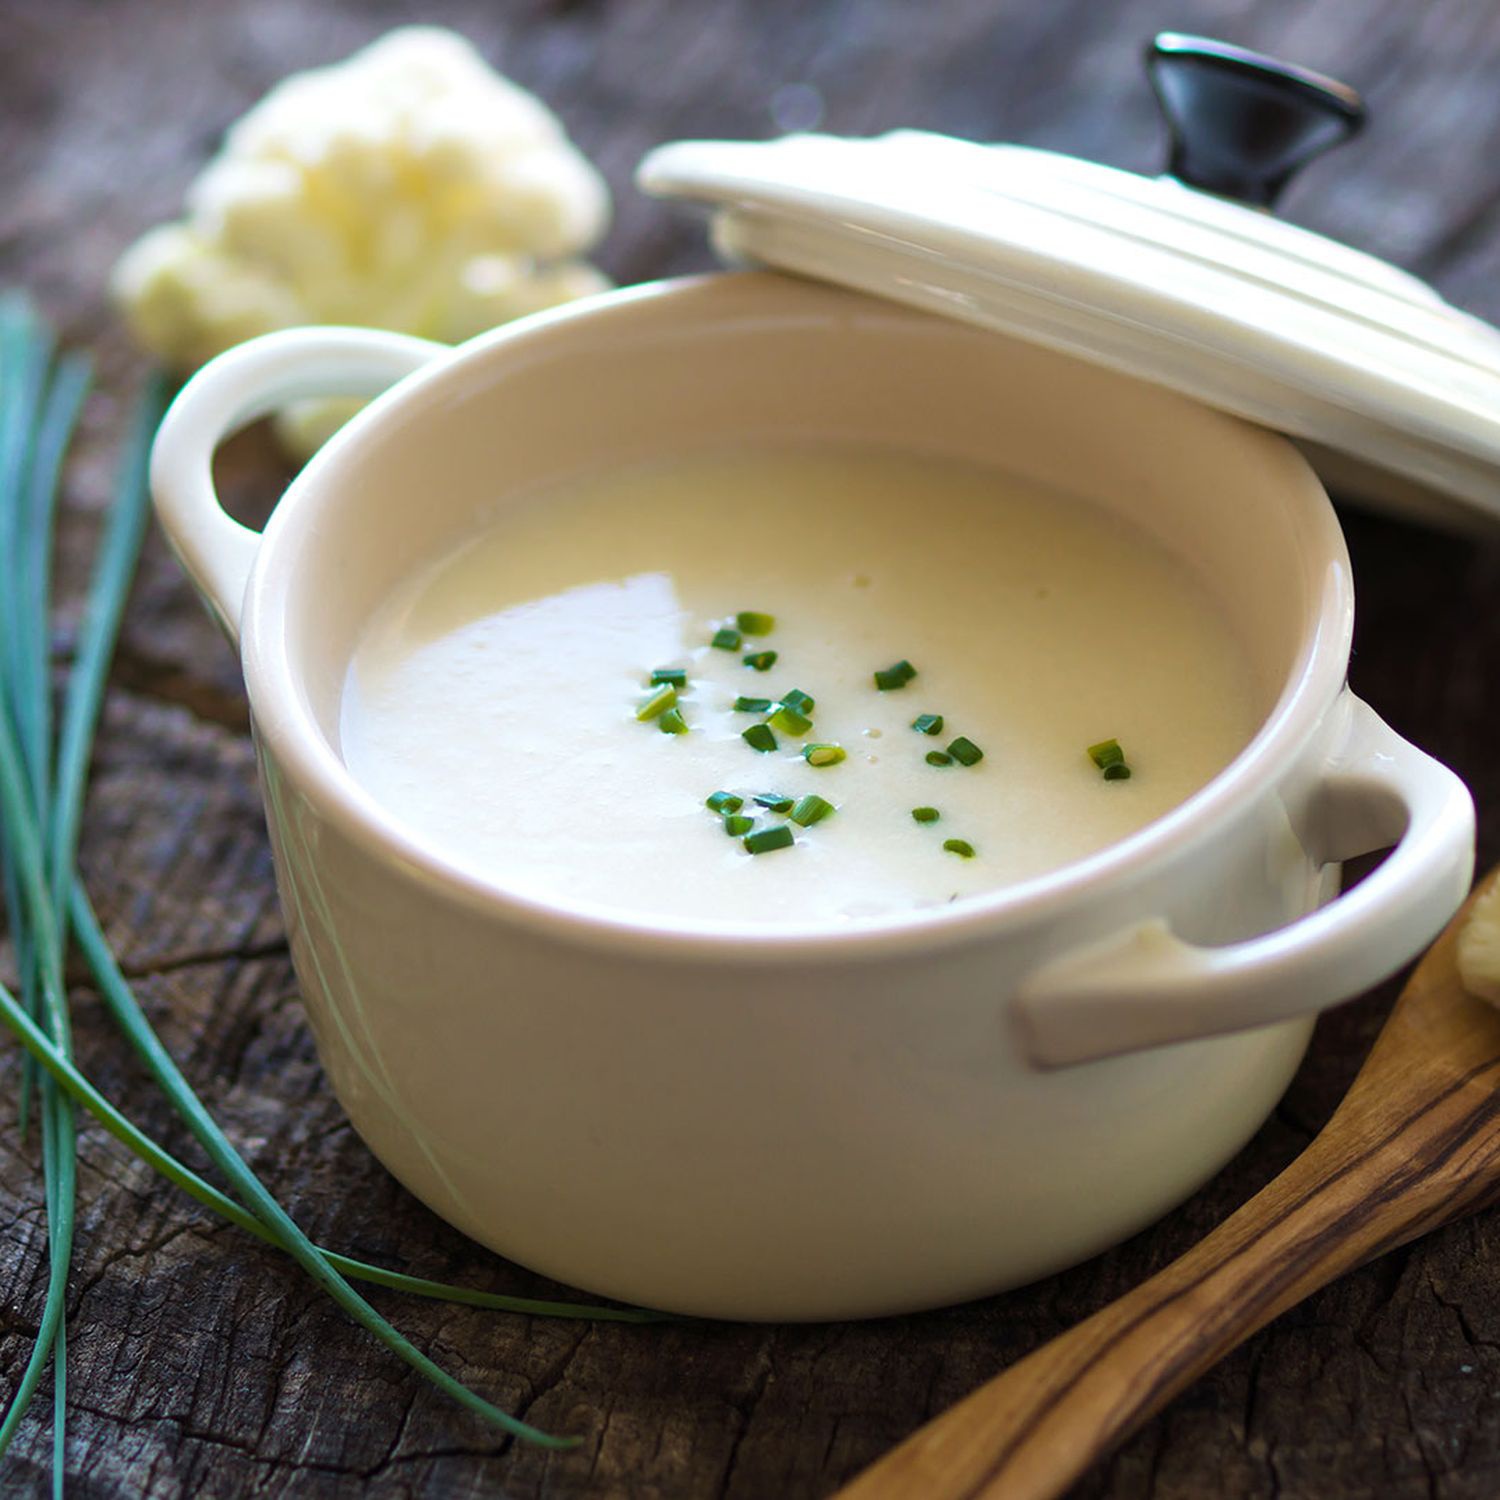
left=151, top=272, right=1474, bottom=1320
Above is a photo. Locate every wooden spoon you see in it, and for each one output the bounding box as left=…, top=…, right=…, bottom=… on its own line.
left=834, top=866, right=1500, bottom=1500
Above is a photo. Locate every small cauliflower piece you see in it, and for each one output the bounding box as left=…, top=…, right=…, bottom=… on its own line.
left=112, top=27, right=610, bottom=454
left=1458, top=874, right=1500, bottom=1005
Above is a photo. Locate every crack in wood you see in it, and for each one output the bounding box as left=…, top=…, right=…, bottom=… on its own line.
left=105, top=937, right=292, bottom=983
left=109, top=648, right=251, bottom=734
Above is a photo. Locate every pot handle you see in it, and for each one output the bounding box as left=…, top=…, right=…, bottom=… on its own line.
left=1015, top=694, right=1474, bottom=1068
left=151, top=327, right=444, bottom=644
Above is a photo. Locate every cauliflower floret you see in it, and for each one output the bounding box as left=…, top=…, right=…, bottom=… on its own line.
left=112, top=27, right=610, bottom=454
left=1458, top=874, right=1500, bottom=1006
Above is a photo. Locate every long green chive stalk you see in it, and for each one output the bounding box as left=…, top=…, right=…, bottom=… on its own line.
left=0, top=304, right=663, bottom=1479
left=1, top=298, right=55, bottom=1138
left=0, top=296, right=86, bottom=1491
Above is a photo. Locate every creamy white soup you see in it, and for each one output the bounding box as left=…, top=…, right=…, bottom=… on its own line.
left=339, top=443, right=1257, bottom=927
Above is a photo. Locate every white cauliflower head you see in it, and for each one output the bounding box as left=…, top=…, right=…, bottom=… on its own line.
left=112, top=27, right=610, bottom=451
left=1458, top=872, right=1500, bottom=1006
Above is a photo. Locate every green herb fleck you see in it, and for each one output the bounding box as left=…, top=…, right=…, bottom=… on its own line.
left=744, top=825, right=795, bottom=855
left=753, top=793, right=794, bottom=813
left=658, top=707, right=689, bottom=735
left=912, top=713, right=944, bottom=736
left=804, top=743, right=846, bottom=767
left=636, top=683, right=677, bottom=721
left=706, top=790, right=743, bottom=815
left=780, top=688, right=815, bottom=714
left=912, top=806, right=940, bottom=823
left=712, top=627, right=742, bottom=651
left=736, top=611, right=776, bottom=636
left=734, top=695, right=773, bottom=713
left=650, top=667, right=687, bottom=688
left=874, top=659, right=917, bottom=691
left=723, top=814, right=755, bottom=837
left=1089, top=739, right=1132, bottom=779
left=925, top=750, right=953, bottom=767
left=743, top=650, right=778, bottom=672
left=790, top=794, right=835, bottom=827
left=768, top=705, right=812, bottom=736
left=743, top=723, right=778, bottom=753
left=948, top=736, right=983, bottom=766
left=943, top=838, right=976, bottom=858
left=1092, top=735, right=1128, bottom=774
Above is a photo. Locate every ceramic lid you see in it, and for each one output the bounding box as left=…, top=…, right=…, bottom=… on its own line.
left=638, top=35, right=1500, bottom=533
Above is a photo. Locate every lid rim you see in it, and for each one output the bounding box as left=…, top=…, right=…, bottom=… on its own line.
left=641, top=131, right=1500, bottom=531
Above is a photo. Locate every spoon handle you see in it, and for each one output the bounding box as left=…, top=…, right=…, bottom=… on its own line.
left=832, top=1071, right=1500, bottom=1500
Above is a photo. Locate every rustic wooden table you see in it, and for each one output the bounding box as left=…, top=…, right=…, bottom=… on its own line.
left=3, top=1, right=1500, bottom=1496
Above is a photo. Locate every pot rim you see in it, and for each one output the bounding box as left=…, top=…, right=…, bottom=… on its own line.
left=240, top=272, right=1355, bottom=964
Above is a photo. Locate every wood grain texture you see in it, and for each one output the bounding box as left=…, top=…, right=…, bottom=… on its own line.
left=2, top=1, right=1500, bottom=1497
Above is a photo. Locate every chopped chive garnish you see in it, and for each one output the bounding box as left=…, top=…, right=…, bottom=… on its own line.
left=912, top=713, right=944, bottom=736
left=789, top=794, right=834, bottom=827
left=650, top=667, right=687, bottom=688
left=943, top=838, right=976, bottom=858
left=706, top=790, right=743, bottom=814
left=925, top=750, right=953, bottom=767
left=723, top=814, right=755, bottom=837
left=636, top=683, right=677, bottom=721
left=743, top=723, right=778, bottom=753
left=712, top=627, right=742, bottom=651
left=736, top=611, right=775, bottom=636
left=743, top=650, right=778, bottom=672
left=734, top=695, right=773, bottom=713
left=1089, top=738, right=1132, bottom=779
left=912, top=806, right=940, bottom=823
left=948, top=736, right=983, bottom=766
left=780, top=689, right=814, bottom=714
left=658, top=707, right=689, bottom=735
left=874, top=659, right=917, bottom=691
left=768, top=705, right=812, bottom=736
left=753, top=793, right=794, bottom=813
left=744, top=825, right=795, bottom=855
left=803, top=743, right=846, bottom=767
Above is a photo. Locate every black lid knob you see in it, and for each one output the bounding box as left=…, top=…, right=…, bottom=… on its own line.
left=1146, top=33, right=1365, bottom=208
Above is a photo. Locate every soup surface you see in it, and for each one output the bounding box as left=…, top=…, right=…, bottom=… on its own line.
left=340, top=443, right=1257, bottom=927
